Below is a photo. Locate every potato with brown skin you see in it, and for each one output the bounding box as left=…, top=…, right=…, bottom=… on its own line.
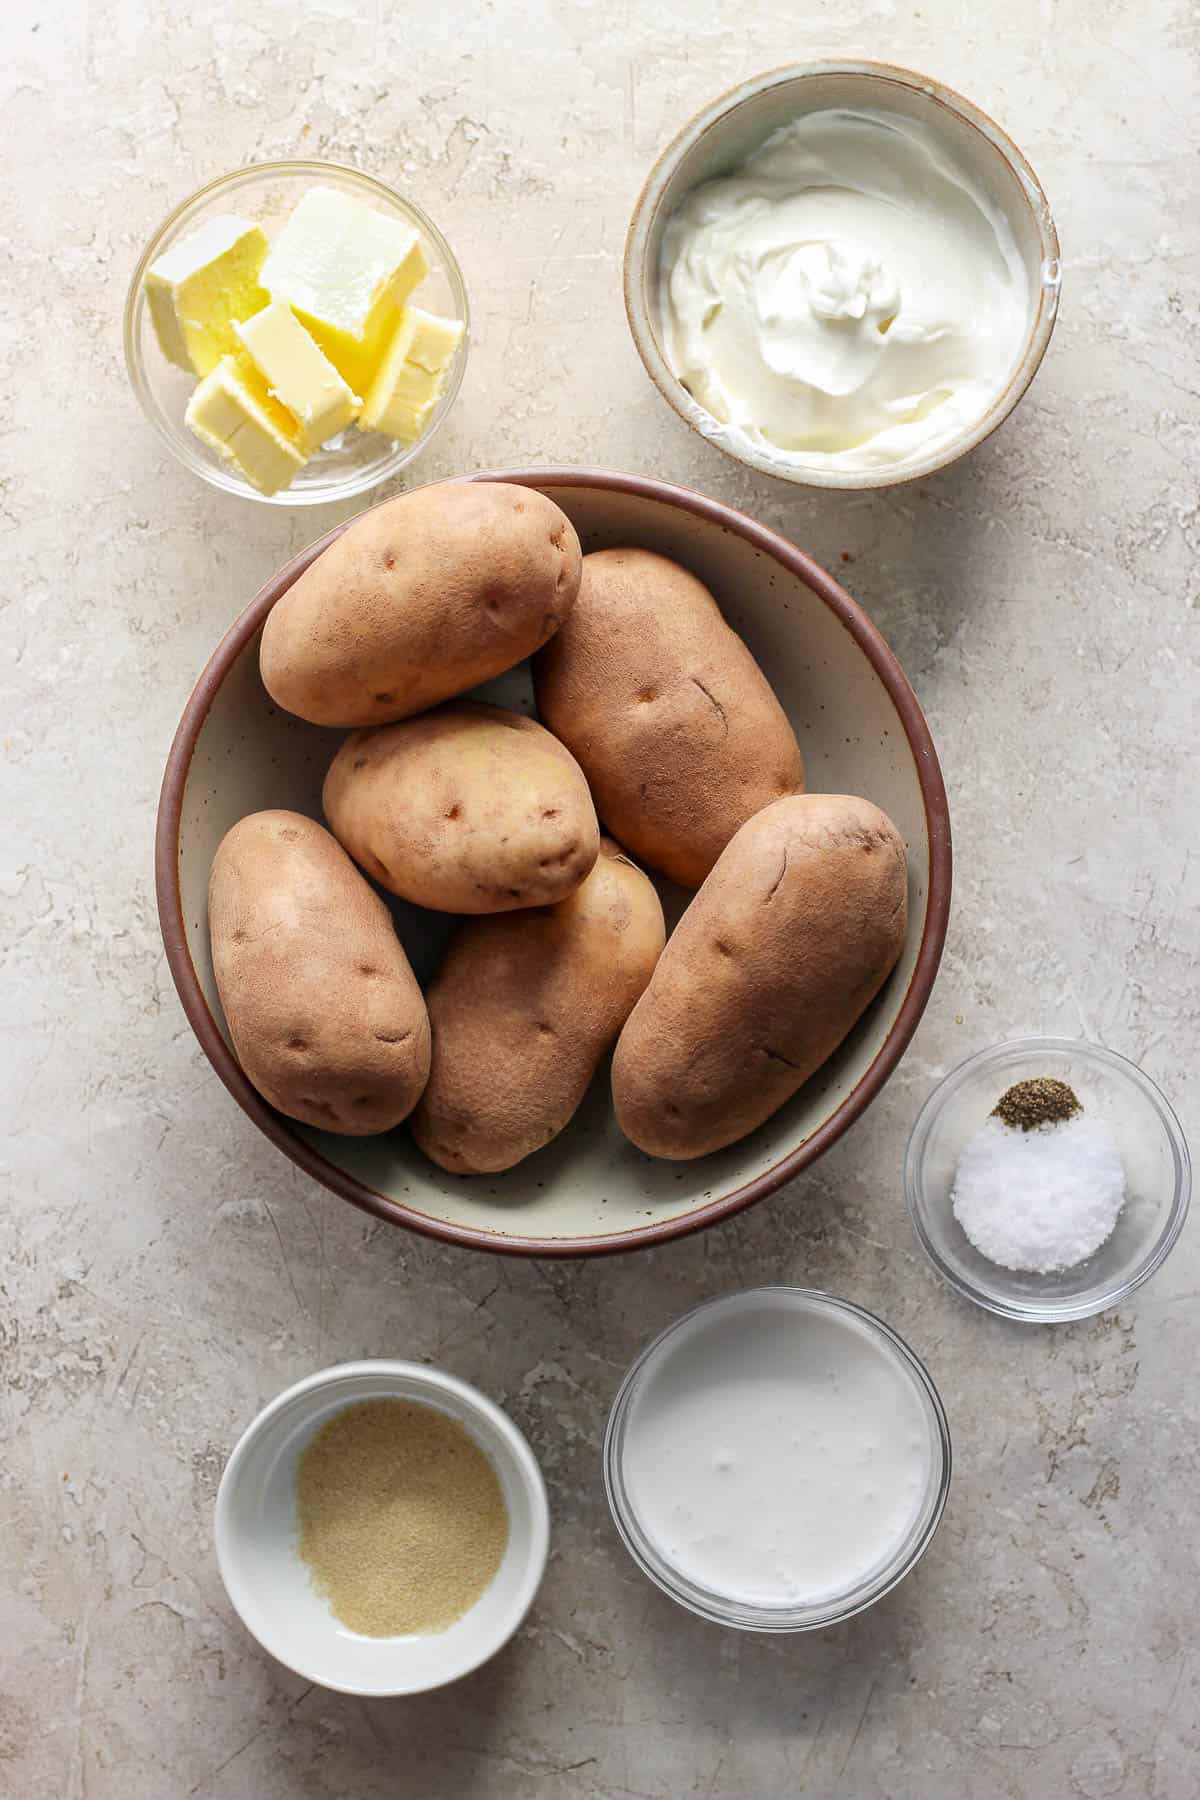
left=412, top=838, right=666, bottom=1173
left=323, top=700, right=600, bottom=914
left=260, top=481, right=582, bottom=728
left=611, top=794, right=908, bottom=1159
left=209, top=811, right=430, bottom=1135
left=534, top=547, right=804, bottom=888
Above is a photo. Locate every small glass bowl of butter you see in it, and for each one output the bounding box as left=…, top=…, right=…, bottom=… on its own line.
left=125, top=161, right=469, bottom=506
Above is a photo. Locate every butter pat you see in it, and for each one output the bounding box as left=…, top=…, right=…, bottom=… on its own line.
left=362, top=306, right=464, bottom=441
left=234, top=301, right=360, bottom=451
left=261, top=187, right=428, bottom=394
left=146, top=216, right=269, bottom=376
left=185, top=355, right=307, bottom=495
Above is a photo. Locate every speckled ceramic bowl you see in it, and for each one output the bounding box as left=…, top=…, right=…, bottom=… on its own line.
left=156, top=468, right=951, bottom=1256
left=625, top=61, right=1061, bottom=491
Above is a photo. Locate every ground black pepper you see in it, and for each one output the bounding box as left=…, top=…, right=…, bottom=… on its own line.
left=992, top=1076, right=1081, bottom=1131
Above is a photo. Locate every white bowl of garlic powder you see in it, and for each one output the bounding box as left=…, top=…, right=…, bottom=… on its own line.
left=624, top=62, right=1061, bottom=490
left=215, top=1360, right=549, bottom=1694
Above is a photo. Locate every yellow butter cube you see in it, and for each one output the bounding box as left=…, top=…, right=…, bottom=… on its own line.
left=361, top=307, right=463, bottom=440
left=403, top=306, right=465, bottom=374
left=145, top=215, right=269, bottom=376
left=185, top=355, right=308, bottom=495
left=234, top=300, right=360, bottom=452
left=261, top=187, right=428, bottom=395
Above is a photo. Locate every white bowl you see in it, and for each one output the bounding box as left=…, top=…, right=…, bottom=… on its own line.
left=624, top=61, right=1061, bottom=490
left=214, top=1360, right=549, bottom=1695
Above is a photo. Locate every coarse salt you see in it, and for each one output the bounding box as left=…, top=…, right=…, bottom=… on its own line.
left=951, top=1113, right=1126, bottom=1274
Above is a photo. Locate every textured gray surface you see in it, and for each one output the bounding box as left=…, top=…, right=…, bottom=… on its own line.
left=2, top=1, right=1198, bottom=1795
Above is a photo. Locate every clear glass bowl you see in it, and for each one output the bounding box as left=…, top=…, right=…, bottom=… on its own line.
left=603, top=1288, right=951, bottom=1631
left=905, top=1037, right=1191, bottom=1323
left=124, top=160, right=469, bottom=507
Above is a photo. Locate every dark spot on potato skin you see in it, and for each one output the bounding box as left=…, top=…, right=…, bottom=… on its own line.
left=542, top=808, right=559, bottom=820
left=278, top=826, right=300, bottom=842
left=713, top=942, right=733, bottom=958
left=637, top=686, right=657, bottom=704
left=374, top=691, right=395, bottom=705
left=358, top=963, right=375, bottom=976
left=287, top=1036, right=308, bottom=1051
left=384, top=553, right=396, bottom=570
left=374, top=1029, right=411, bottom=1044
left=446, top=804, right=462, bottom=821
left=353, top=756, right=368, bottom=772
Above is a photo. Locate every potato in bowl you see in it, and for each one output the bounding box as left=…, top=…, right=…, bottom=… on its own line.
left=156, top=469, right=950, bottom=1257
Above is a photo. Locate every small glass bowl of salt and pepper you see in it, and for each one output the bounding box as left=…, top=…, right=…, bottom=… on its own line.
left=905, top=1038, right=1190, bottom=1322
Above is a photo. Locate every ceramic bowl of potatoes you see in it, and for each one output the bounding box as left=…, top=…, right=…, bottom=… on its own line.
left=156, top=469, right=951, bottom=1256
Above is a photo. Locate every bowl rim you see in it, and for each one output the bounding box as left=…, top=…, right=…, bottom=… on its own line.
left=214, top=1358, right=550, bottom=1695
left=155, top=465, right=953, bottom=1257
left=623, top=59, right=1062, bottom=492
left=123, top=157, right=470, bottom=509
left=904, top=1034, right=1192, bottom=1321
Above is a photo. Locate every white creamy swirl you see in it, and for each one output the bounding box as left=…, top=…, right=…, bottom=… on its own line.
left=660, top=109, right=1030, bottom=471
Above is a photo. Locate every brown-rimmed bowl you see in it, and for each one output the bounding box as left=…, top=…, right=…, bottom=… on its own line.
left=624, top=62, right=1061, bottom=491
left=156, top=468, right=951, bottom=1256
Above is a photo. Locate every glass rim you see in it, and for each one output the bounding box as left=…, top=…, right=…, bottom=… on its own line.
left=122, top=158, right=470, bottom=508
left=602, top=1286, right=952, bottom=1632
left=904, top=1035, right=1192, bottom=1323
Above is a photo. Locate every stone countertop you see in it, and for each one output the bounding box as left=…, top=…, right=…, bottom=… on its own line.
left=2, top=1, right=1197, bottom=1795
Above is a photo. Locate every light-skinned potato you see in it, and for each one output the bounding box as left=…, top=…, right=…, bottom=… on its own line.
left=612, top=794, right=908, bottom=1158
left=412, top=838, right=666, bottom=1173
left=323, top=700, right=600, bottom=913
left=534, top=547, right=804, bottom=887
left=208, top=810, right=430, bottom=1135
left=260, top=481, right=582, bottom=727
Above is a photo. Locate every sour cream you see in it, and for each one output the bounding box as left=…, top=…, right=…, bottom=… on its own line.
left=660, top=109, right=1030, bottom=472
left=613, top=1290, right=942, bottom=1613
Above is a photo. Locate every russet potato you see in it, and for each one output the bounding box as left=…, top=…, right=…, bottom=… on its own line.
left=412, top=838, right=666, bottom=1173
left=611, top=794, right=908, bottom=1159
left=534, top=547, right=804, bottom=888
left=323, top=700, right=600, bottom=914
left=208, top=810, right=430, bottom=1135
left=260, top=481, right=582, bottom=727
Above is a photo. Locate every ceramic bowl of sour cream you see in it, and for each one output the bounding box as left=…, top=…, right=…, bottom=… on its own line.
left=625, top=62, right=1061, bottom=489
left=604, top=1289, right=951, bottom=1630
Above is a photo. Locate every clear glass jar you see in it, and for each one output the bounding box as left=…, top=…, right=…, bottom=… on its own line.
left=905, top=1037, right=1190, bottom=1322
left=124, top=159, right=469, bottom=507
left=604, top=1287, right=952, bottom=1631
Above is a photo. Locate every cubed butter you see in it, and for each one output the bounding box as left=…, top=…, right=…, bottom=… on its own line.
left=361, top=306, right=464, bottom=441
left=185, top=355, right=307, bottom=496
left=146, top=216, right=269, bottom=376
left=234, top=300, right=361, bottom=451
left=260, top=187, right=428, bottom=395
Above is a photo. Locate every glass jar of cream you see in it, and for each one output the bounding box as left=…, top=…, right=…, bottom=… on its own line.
left=604, top=1288, right=951, bottom=1630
